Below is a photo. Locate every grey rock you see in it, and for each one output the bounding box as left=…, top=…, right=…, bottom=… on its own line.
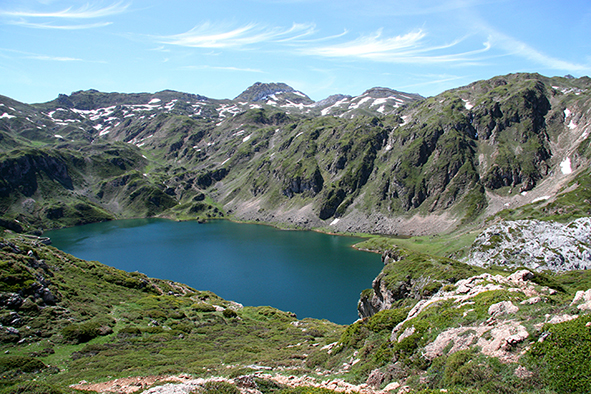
left=466, top=218, right=591, bottom=271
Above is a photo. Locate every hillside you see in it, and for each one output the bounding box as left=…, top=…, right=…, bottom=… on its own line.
left=1, top=233, right=590, bottom=394
left=1, top=73, right=590, bottom=236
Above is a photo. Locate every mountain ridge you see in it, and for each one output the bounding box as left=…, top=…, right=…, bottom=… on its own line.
left=0, top=72, right=590, bottom=238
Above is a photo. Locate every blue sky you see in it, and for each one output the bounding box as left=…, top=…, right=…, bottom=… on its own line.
left=1, top=0, right=590, bottom=104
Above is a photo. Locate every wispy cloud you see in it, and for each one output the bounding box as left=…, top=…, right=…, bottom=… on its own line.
left=0, top=2, right=129, bottom=19
left=486, top=31, right=589, bottom=72
left=159, top=22, right=315, bottom=49
left=160, top=22, right=492, bottom=66
left=27, top=54, right=83, bottom=62
left=461, top=7, right=591, bottom=73
left=8, top=20, right=112, bottom=29
left=0, top=1, right=128, bottom=30
left=181, top=65, right=264, bottom=73
left=304, top=29, right=491, bottom=64
left=0, top=47, right=88, bottom=62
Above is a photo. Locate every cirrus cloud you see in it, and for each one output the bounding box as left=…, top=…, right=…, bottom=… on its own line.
left=159, top=22, right=316, bottom=49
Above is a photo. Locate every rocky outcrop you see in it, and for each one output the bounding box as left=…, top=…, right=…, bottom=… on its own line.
left=388, top=270, right=557, bottom=363
left=466, top=217, right=591, bottom=271
left=0, top=150, right=72, bottom=197
left=282, top=167, right=324, bottom=198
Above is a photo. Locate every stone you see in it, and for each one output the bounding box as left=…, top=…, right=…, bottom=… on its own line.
left=383, top=382, right=401, bottom=392
left=366, top=369, right=386, bottom=388
left=397, top=326, right=415, bottom=343
left=488, top=301, right=519, bottom=317
left=571, top=289, right=591, bottom=305
left=520, top=296, right=542, bottom=305
left=507, top=270, right=534, bottom=284
left=547, top=314, right=578, bottom=325
left=514, top=365, right=534, bottom=379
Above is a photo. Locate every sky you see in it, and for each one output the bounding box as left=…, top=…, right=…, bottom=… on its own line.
left=0, top=0, right=590, bottom=104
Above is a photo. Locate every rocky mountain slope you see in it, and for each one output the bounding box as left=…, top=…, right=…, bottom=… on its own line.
left=1, top=73, right=590, bottom=237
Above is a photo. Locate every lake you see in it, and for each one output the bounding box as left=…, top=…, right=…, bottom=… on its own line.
left=45, top=219, right=383, bottom=324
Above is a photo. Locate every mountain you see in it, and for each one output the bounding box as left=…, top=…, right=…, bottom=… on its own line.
left=1, top=73, right=590, bottom=238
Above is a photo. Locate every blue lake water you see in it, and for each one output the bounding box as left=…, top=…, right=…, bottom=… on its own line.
left=45, top=219, right=383, bottom=324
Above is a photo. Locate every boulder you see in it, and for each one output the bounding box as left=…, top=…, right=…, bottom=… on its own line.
left=488, top=301, right=519, bottom=317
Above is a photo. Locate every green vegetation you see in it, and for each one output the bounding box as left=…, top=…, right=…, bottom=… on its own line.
left=527, top=315, right=591, bottom=393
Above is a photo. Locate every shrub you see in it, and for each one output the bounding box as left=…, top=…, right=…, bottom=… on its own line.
left=223, top=309, right=238, bottom=319
left=117, top=326, right=142, bottom=338
left=0, top=356, right=45, bottom=374
left=61, top=321, right=101, bottom=343
left=0, top=381, right=63, bottom=394
left=192, top=303, right=216, bottom=313
left=527, top=315, right=591, bottom=393
left=366, top=308, right=408, bottom=333
left=197, top=381, right=240, bottom=394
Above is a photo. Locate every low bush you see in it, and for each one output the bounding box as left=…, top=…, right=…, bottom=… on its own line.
left=527, top=315, right=591, bottom=393
left=0, top=356, right=46, bottom=374
left=0, top=381, right=63, bottom=394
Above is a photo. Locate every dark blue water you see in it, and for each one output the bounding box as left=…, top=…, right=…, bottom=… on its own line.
left=45, top=219, right=382, bottom=324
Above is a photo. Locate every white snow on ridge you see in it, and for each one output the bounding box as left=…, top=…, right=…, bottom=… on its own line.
left=349, top=96, right=372, bottom=109
left=560, top=157, right=572, bottom=175
left=564, top=108, right=572, bottom=118
left=293, top=91, right=306, bottom=97
left=242, top=134, right=252, bottom=142
left=0, top=113, right=15, bottom=119
left=532, top=196, right=551, bottom=203
left=371, top=98, right=389, bottom=106
left=149, top=98, right=161, bottom=104
left=568, top=120, right=577, bottom=130
left=462, top=99, right=474, bottom=110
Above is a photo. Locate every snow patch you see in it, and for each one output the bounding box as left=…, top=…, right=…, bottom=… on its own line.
left=371, top=98, right=389, bottom=106
left=384, top=144, right=392, bottom=151
left=0, top=113, right=15, bottom=119
left=564, top=108, right=571, bottom=118
left=293, top=91, right=306, bottom=97
left=148, top=98, right=161, bottom=104
left=348, top=96, right=372, bottom=109
left=54, top=134, right=64, bottom=139
left=560, top=158, right=572, bottom=175
left=532, top=196, right=551, bottom=203
left=462, top=99, right=474, bottom=110
left=330, top=218, right=340, bottom=226
left=568, top=120, right=577, bottom=130
left=242, top=134, right=252, bottom=143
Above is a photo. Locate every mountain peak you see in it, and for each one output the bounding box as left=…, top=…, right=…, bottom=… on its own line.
left=234, top=82, right=310, bottom=103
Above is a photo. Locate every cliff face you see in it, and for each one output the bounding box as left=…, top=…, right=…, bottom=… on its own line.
left=0, top=150, right=72, bottom=197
